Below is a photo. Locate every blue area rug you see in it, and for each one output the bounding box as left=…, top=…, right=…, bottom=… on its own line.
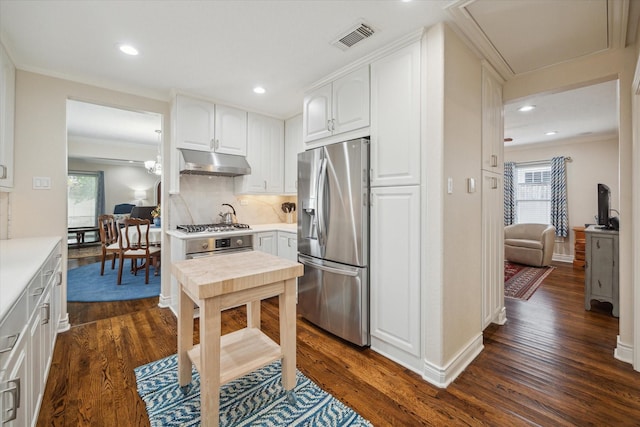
left=67, top=261, right=160, bottom=302
left=134, top=355, right=373, bottom=426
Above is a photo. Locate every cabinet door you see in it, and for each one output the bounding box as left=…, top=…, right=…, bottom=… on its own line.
left=302, top=84, right=332, bottom=143
left=481, top=64, right=504, bottom=173
left=0, top=338, right=27, bottom=426
left=214, top=104, right=247, bottom=156
left=370, top=185, right=420, bottom=357
left=589, top=235, right=614, bottom=298
left=277, top=232, right=297, bottom=261
left=255, top=232, right=277, bottom=255
left=238, top=113, right=283, bottom=194
left=265, top=117, right=284, bottom=193
left=481, top=171, right=504, bottom=329
left=332, top=66, right=370, bottom=135
left=370, top=42, right=420, bottom=187
left=284, top=114, right=303, bottom=194
left=0, top=42, right=15, bottom=188
left=29, top=302, right=44, bottom=424
left=175, top=95, right=215, bottom=151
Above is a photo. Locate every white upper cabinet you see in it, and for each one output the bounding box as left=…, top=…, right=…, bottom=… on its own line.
left=0, top=42, right=15, bottom=189
left=175, top=95, right=215, bottom=151
left=303, top=66, right=370, bottom=143
left=236, top=113, right=284, bottom=194
left=481, top=63, right=504, bottom=173
left=284, top=114, right=303, bottom=194
left=370, top=42, right=421, bottom=187
left=175, top=95, right=247, bottom=155
left=214, top=104, right=248, bottom=156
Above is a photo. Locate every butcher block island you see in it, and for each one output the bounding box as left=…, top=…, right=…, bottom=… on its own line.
left=171, top=250, right=303, bottom=427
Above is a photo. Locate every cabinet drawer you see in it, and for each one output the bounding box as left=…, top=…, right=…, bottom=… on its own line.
left=575, top=242, right=585, bottom=252
left=27, top=272, right=45, bottom=313
left=0, top=292, right=26, bottom=369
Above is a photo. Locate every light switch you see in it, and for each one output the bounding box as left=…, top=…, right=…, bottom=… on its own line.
left=447, top=177, right=453, bottom=194
left=33, top=176, right=52, bottom=189
left=467, top=178, right=476, bottom=193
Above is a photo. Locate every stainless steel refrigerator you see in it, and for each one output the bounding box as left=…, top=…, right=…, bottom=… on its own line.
left=297, top=138, right=370, bottom=346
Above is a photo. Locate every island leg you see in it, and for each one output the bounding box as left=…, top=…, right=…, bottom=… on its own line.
left=199, top=296, right=222, bottom=427
left=279, top=278, right=297, bottom=401
left=178, top=284, right=194, bottom=390
left=246, top=300, right=261, bottom=329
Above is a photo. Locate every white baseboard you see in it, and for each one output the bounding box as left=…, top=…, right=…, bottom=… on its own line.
left=158, top=293, right=172, bottom=308
left=422, top=333, right=484, bottom=388
left=614, top=335, right=633, bottom=364
left=552, top=253, right=573, bottom=263
left=57, top=313, right=71, bottom=333
left=494, top=306, right=507, bottom=325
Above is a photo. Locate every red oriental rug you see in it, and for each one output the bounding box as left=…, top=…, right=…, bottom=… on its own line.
left=504, top=261, right=555, bottom=300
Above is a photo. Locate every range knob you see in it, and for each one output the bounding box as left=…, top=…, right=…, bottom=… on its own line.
left=201, top=242, right=209, bottom=250
left=236, top=238, right=244, bottom=246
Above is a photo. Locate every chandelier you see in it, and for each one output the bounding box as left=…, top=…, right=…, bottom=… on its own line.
left=145, top=129, right=162, bottom=176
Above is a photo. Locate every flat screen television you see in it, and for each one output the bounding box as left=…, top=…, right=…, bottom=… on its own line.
left=597, top=183, right=611, bottom=229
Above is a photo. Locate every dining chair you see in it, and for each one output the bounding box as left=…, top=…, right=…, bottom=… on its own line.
left=117, top=218, right=161, bottom=285
left=98, top=214, right=120, bottom=276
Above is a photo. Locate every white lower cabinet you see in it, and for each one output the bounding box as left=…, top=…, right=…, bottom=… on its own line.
left=0, top=239, right=61, bottom=426
left=254, top=231, right=277, bottom=255
left=277, top=231, right=297, bottom=262
left=370, top=186, right=421, bottom=363
left=254, top=230, right=297, bottom=261
left=0, top=335, right=27, bottom=426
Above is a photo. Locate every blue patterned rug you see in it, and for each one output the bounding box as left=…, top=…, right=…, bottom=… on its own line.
left=134, top=354, right=372, bottom=426
left=67, top=261, right=160, bottom=302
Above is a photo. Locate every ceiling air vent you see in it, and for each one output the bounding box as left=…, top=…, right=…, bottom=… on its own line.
left=332, top=23, right=375, bottom=50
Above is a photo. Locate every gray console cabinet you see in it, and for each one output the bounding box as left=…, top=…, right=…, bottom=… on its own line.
left=584, top=225, right=619, bottom=317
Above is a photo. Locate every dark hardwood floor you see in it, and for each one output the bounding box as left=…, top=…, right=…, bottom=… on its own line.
left=39, top=260, right=640, bottom=426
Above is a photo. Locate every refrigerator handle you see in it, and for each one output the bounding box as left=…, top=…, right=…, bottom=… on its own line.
left=316, top=157, right=328, bottom=248
left=298, top=255, right=359, bottom=277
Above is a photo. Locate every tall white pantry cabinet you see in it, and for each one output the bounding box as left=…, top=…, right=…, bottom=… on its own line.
left=481, top=62, right=506, bottom=329
left=369, top=41, right=423, bottom=368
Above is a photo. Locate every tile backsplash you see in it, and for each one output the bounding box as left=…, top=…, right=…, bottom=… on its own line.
left=169, top=175, right=297, bottom=226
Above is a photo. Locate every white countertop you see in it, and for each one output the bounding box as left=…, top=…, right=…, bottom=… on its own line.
left=0, top=236, right=61, bottom=320
left=167, top=222, right=296, bottom=240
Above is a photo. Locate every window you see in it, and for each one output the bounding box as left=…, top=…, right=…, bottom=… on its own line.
left=514, top=163, right=551, bottom=224
left=67, top=171, right=102, bottom=227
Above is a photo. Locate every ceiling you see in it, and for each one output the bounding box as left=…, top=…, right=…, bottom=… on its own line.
left=0, top=0, right=636, bottom=147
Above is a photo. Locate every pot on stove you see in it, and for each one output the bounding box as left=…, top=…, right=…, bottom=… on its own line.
left=219, top=203, right=238, bottom=224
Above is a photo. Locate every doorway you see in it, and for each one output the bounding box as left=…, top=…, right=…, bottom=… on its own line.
left=66, top=99, right=163, bottom=325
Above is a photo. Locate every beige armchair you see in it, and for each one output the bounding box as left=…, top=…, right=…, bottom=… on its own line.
left=504, top=223, right=556, bottom=267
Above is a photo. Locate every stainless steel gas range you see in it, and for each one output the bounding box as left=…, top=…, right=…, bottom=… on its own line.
left=176, top=223, right=253, bottom=258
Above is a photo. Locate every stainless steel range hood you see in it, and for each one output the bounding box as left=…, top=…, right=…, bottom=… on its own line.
left=178, top=148, right=251, bottom=177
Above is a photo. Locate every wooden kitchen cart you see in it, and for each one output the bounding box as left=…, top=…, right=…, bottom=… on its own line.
left=172, top=251, right=303, bottom=427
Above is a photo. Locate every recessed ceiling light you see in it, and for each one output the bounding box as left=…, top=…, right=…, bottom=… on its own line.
left=119, top=44, right=139, bottom=56
left=253, top=86, right=266, bottom=94
left=518, top=105, right=536, bottom=112
left=545, top=131, right=558, bottom=136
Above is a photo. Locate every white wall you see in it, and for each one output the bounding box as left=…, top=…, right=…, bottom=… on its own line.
left=67, top=158, right=161, bottom=210
left=422, top=23, right=483, bottom=385
left=505, top=136, right=619, bottom=258
left=12, top=70, right=171, bottom=328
